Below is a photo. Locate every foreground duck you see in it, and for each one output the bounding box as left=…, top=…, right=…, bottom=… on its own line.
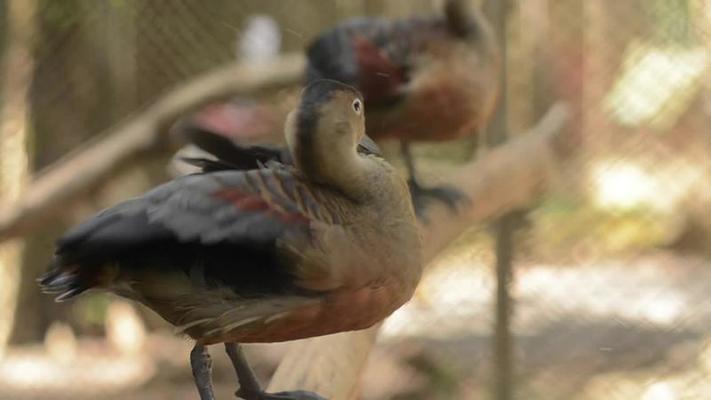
left=40, top=80, right=423, bottom=400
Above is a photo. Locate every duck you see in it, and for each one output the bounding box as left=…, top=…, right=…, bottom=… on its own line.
left=175, top=0, right=500, bottom=215
left=40, top=80, right=423, bottom=400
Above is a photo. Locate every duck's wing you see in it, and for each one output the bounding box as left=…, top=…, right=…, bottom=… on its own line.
left=40, top=167, right=347, bottom=304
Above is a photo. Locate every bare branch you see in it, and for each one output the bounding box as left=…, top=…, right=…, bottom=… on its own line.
left=268, top=103, right=573, bottom=399
left=0, top=53, right=305, bottom=241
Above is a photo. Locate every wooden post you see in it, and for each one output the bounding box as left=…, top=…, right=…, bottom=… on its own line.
left=483, top=0, right=515, bottom=399
left=0, top=0, right=37, bottom=358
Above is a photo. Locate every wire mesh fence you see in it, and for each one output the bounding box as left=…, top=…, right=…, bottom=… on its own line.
left=1, top=0, right=711, bottom=399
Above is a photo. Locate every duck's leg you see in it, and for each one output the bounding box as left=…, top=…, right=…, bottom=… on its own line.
left=191, top=343, right=216, bottom=400
left=400, top=141, right=467, bottom=217
left=224, top=343, right=326, bottom=400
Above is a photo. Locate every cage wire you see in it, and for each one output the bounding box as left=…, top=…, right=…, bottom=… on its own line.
left=1, top=0, right=711, bottom=399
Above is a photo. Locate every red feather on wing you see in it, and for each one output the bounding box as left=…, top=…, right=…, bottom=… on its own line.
left=214, top=188, right=311, bottom=226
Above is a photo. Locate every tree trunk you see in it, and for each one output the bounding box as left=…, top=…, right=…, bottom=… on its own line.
left=0, top=0, right=36, bottom=357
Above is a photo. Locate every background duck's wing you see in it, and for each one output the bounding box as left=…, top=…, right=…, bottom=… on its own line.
left=175, top=100, right=281, bottom=143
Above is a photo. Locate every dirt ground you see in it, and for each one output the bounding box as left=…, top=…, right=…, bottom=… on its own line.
left=2, top=251, right=711, bottom=400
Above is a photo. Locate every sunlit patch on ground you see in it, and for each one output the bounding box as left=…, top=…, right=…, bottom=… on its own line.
left=383, top=252, right=710, bottom=340
left=580, top=357, right=711, bottom=400
left=374, top=251, right=711, bottom=399
left=0, top=346, right=154, bottom=399
left=0, top=302, right=153, bottom=400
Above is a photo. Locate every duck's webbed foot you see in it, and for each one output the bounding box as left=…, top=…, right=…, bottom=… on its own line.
left=225, top=343, right=327, bottom=400
left=408, top=179, right=469, bottom=218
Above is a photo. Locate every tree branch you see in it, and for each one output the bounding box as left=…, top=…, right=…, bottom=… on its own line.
left=0, top=53, right=305, bottom=241
left=268, top=103, right=573, bottom=399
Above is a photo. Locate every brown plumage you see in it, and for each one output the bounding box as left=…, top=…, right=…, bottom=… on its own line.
left=306, top=0, right=500, bottom=143
left=40, top=80, right=422, bottom=400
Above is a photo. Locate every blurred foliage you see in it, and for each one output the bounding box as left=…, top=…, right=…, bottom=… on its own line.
left=650, top=0, right=695, bottom=45
left=71, top=293, right=112, bottom=333
left=0, top=0, right=5, bottom=96
left=39, top=0, right=81, bottom=30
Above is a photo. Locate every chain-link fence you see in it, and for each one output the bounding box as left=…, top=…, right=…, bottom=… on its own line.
left=1, top=1, right=710, bottom=399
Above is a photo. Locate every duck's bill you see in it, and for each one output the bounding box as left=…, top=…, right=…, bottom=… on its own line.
left=357, top=135, right=381, bottom=156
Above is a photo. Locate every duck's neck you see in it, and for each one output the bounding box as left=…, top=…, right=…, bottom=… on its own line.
left=285, top=113, right=374, bottom=200
left=308, top=148, right=376, bottom=200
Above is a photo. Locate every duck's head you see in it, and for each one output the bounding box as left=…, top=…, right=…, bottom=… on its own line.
left=286, top=79, right=380, bottom=192
left=444, top=0, right=495, bottom=48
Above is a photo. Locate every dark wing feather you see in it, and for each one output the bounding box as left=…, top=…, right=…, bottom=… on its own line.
left=175, top=123, right=292, bottom=172
left=41, top=168, right=334, bottom=301
left=179, top=157, right=241, bottom=173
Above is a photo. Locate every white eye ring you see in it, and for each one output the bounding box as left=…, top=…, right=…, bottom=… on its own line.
left=352, top=99, right=362, bottom=114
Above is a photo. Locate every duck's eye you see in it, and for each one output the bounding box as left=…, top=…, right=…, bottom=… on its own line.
left=352, top=99, right=362, bottom=114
